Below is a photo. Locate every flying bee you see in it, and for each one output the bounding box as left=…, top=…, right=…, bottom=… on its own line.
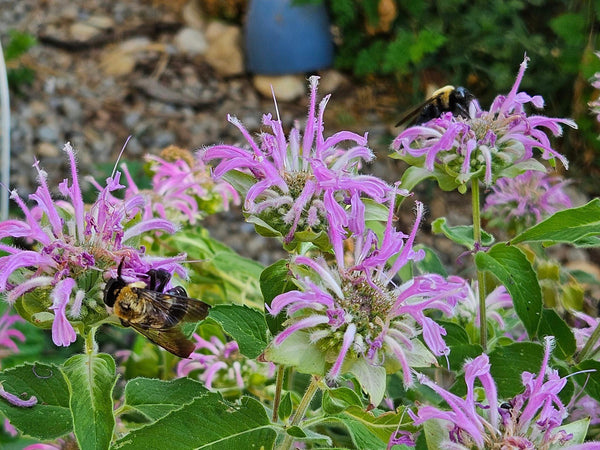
left=395, top=85, right=475, bottom=127
left=103, top=260, right=210, bottom=358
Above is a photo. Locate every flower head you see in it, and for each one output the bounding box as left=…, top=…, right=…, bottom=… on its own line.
left=121, top=145, right=239, bottom=225
left=202, top=76, right=391, bottom=248
left=392, top=55, right=577, bottom=191
left=455, top=282, right=513, bottom=330
left=0, top=143, right=185, bottom=347
left=266, top=191, right=469, bottom=397
left=177, top=333, right=274, bottom=395
left=410, top=337, right=578, bottom=449
left=483, top=170, right=572, bottom=233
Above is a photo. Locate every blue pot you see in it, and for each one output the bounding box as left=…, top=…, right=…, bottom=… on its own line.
left=244, top=0, right=334, bottom=75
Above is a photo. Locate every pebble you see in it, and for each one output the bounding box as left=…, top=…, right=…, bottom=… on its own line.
left=252, top=75, right=306, bottom=102
left=204, top=21, right=244, bottom=76
left=174, top=27, right=207, bottom=55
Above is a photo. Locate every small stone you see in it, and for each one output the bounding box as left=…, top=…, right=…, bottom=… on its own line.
left=36, top=142, right=60, bottom=158
left=87, top=15, right=115, bottom=30
left=61, top=98, right=82, bottom=120
left=204, top=21, right=244, bottom=76
left=70, top=22, right=102, bottom=41
left=182, top=0, right=206, bottom=29
left=36, top=124, right=60, bottom=142
left=100, top=48, right=137, bottom=76
left=174, top=27, right=207, bottom=55
left=319, top=70, right=348, bottom=93
left=252, top=75, right=305, bottom=102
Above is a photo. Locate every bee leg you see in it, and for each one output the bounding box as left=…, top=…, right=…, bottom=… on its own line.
left=147, top=269, right=172, bottom=292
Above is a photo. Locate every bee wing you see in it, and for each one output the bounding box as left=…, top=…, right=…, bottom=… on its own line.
left=129, top=323, right=196, bottom=358
left=394, top=98, right=433, bottom=127
left=134, top=289, right=211, bottom=328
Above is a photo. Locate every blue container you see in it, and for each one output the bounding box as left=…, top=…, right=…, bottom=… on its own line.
left=244, top=0, right=334, bottom=75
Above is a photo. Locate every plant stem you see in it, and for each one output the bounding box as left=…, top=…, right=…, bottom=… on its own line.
left=279, top=375, right=321, bottom=450
left=84, top=327, right=98, bottom=355
left=471, top=179, right=487, bottom=350
left=576, top=320, right=600, bottom=363
left=272, top=365, right=285, bottom=422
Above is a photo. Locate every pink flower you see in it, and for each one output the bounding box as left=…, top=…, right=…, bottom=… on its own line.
left=392, top=55, right=576, bottom=190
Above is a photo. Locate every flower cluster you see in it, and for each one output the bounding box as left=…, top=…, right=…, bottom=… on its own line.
left=177, top=333, right=274, bottom=396
left=0, top=143, right=185, bottom=347
left=455, top=282, right=513, bottom=330
left=202, top=76, right=390, bottom=248
left=266, top=191, right=469, bottom=394
left=483, top=170, right=572, bottom=233
left=121, top=145, right=239, bottom=226
left=392, top=56, right=577, bottom=190
left=408, top=337, right=591, bottom=449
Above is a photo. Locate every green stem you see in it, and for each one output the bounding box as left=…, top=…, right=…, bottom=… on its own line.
left=279, top=375, right=321, bottom=450
left=577, top=321, right=600, bottom=363
left=84, top=327, right=98, bottom=355
left=471, top=179, right=487, bottom=350
left=272, top=365, right=286, bottom=422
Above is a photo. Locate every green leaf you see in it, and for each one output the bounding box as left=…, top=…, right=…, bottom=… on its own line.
left=260, top=259, right=295, bottom=335
left=278, top=391, right=293, bottom=421
left=488, top=342, right=545, bottom=398
left=347, top=358, right=386, bottom=406
left=511, top=198, right=600, bottom=247
left=397, top=166, right=434, bottom=193
left=549, top=418, right=589, bottom=449
left=0, top=363, right=71, bottom=440
left=414, top=245, right=447, bottom=276
left=446, top=344, right=484, bottom=372
left=209, top=305, right=269, bottom=358
left=363, top=198, right=391, bottom=222
left=61, top=353, right=117, bottom=450
left=475, top=244, right=542, bottom=338
left=422, top=418, right=449, bottom=450
left=264, top=331, right=327, bottom=375
left=322, top=387, right=363, bottom=414
left=221, top=170, right=256, bottom=198
left=431, top=218, right=494, bottom=249
left=123, top=378, right=208, bottom=422
left=336, top=407, right=405, bottom=450
left=112, top=395, right=276, bottom=449
left=437, top=321, right=470, bottom=346
left=574, top=360, right=600, bottom=403
left=537, top=309, right=576, bottom=360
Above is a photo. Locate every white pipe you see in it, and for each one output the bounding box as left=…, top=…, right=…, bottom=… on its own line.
left=0, top=38, right=10, bottom=221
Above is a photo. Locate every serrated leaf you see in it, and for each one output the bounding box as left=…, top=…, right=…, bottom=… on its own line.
left=123, top=377, right=208, bottom=421
left=0, top=363, right=71, bottom=440
left=260, top=259, right=295, bottom=336
left=112, top=395, right=276, bottom=449
left=537, top=309, right=576, bottom=360
left=431, top=218, right=494, bottom=249
left=511, top=198, right=600, bottom=247
left=475, top=244, right=542, bottom=338
left=61, top=353, right=117, bottom=450
left=209, top=305, right=269, bottom=358
left=489, top=342, right=545, bottom=398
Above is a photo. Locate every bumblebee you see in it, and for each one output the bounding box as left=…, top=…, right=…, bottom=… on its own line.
left=395, top=85, right=475, bottom=127
left=103, top=261, right=210, bottom=358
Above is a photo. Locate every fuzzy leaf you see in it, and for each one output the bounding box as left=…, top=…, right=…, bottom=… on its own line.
left=488, top=342, right=545, bottom=398
left=0, top=363, right=71, bottom=440
left=61, top=353, right=117, bottom=450
left=209, top=305, right=269, bottom=359
left=112, top=395, right=276, bottom=449
left=537, top=309, right=576, bottom=360
left=264, top=331, right=327, bottom=375
left=431, top=218, right=494, bottom=249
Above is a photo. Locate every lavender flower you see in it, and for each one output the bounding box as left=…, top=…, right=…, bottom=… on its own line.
left=392, top=56, right=576, bottom=191
left=483, top=170, right=572, bottom=233
left=409, top=337, right=590, bottom=449
left=202, top=76, right=391, bottom=248
left=455, top=282, right=513, bottom=330
left=572, top=311, right=600, bottom=360
left=0, top=143, right=185, bottom=347
left=266, top=191, right=469, bottom=395
left=177, top=333, right=274, bottom=395
left=121, top=146, right=239, bottom=225
left=0, top=310, right=25, bottom=360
